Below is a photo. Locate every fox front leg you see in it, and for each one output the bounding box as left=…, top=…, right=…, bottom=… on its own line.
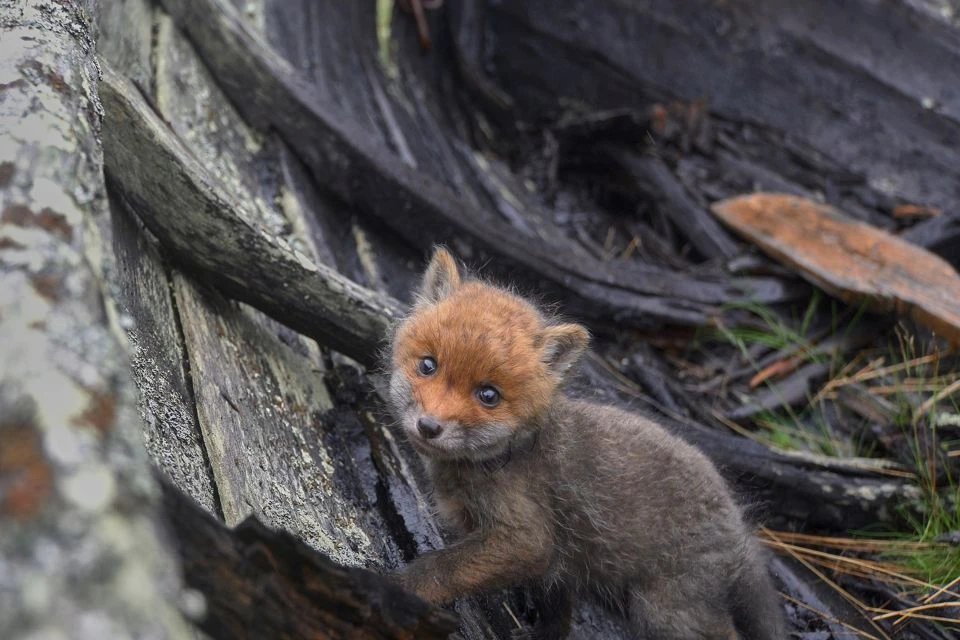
left=397, top=531, right=551, bottom=605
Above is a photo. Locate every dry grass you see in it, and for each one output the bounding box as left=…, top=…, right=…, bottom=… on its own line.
left=762, top=528, right=960, bottom=632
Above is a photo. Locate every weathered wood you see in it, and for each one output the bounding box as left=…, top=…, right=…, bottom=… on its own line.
left=160, top=477, right=458, bottom=640
left=101, top=12, right=472, bottom=634
left=601, top=148, right=740, bottom=260
left=171, top=275, right=407, bottom=565
left=902, top=212, right=960, bottom=270
left=711, top=194, right=960, bottom=343
left=0, top=2, right=189, bottom=637
left=770, top=557, right=880, bottom=639
left=486, top=0, right=960, bottom=217
left=155, top=0, right=805, bottom=331
left=148, top=10, right=418, bottom=568
left=109, top=196, right=219, bottom=514
left=98, top=0, right=219, bottom=515
left=149, top=7, right=328, bottom=371
left=87, top=0, right=960, bottom=633
left=96, top=0, right=155, bottom=98
left=727, top=362, right=832, bottom=421
left=100, top=66, right=402, bottom=367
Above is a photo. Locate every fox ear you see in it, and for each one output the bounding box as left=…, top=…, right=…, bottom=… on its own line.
left=417, top=247, right=462, bottom=305
left=541, top=323, right=589, bottom=379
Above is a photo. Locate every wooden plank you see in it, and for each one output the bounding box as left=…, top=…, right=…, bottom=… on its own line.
left=171, top=276, right=406, bottom=566
left=97, top=0, right=155, bottom=98
left=144, top=9, right=410, bottom=571
left=109, top=198, right=219, bottom=513
left=711, top=193, right=960, bottom=343
left=98, top=0, right=218, bottom=514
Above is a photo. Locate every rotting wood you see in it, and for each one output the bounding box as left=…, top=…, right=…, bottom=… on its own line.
left=109, top=196, right=219, bottom=514
left=99, top=66, right=402, bottom=367
left=153, top=0, right=807, bottom=331
left=711, top=194, right=960, bottom=344
left=160, top=476, right=459, bottom=640
left=0, top=2, right=189, bottom=637
left=170, top=275, right=408, bottom=565
left=148, top=9, right=423, bottom=578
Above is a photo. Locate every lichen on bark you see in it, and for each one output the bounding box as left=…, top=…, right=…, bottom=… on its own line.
left=0, top=2, right=190, bottom=637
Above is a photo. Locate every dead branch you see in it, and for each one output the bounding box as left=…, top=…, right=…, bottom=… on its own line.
left=99, top=67, right=403, bottom=367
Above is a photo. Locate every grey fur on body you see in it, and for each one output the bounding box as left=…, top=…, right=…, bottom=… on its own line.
left=387, top=249, right=784, bottom=639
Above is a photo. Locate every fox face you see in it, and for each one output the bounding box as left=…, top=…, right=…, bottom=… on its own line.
left=388, top=248, right=589, bottom=462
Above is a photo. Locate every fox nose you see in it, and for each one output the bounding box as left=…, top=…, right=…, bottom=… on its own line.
left=417, top=416, right=443, bottom=439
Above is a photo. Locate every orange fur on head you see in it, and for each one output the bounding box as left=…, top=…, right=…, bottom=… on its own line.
left=393, top=248, right=589, bottom=429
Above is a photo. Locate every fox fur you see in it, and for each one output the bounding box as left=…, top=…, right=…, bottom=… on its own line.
left=386, top=247, right=784, bottom=640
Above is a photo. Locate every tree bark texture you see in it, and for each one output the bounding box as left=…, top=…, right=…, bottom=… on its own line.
left=0, top=2, right=189, bottom=638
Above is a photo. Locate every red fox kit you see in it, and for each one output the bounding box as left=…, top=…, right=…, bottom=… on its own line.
left=387, top=248, right=784, bottom=639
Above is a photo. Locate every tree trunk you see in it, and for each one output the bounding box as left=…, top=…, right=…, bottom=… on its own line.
left=0, top=2, right=189, bottom=638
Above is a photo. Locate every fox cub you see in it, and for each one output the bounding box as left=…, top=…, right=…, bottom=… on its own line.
left=387, top=248, right=784, bottom=640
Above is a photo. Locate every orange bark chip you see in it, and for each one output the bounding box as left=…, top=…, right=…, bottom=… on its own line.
left=711, top=193, right=960, bottom=344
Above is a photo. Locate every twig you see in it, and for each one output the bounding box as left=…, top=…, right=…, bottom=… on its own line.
left=914, top=378, right=960, bottom=425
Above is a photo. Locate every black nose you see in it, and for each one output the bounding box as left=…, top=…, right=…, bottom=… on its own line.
left=417, top=416, right=443, bottom=439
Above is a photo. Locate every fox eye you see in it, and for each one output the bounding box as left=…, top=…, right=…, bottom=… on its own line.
left=476, top=385, right=501, bottom=408
left=417, top=356, right=438, bottom=376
